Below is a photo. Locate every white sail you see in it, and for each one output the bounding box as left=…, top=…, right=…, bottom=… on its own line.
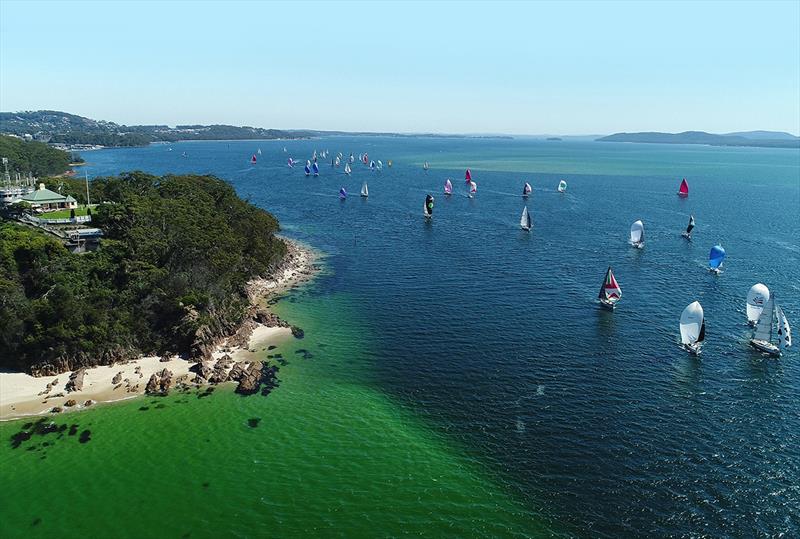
left=746, top=283, right=770, bottom=324
left=777, top=306, right=792, bottom=349
left=680, top=301, right=704, bottom=345
left=520, top=206, right=531, bottom=230
left=630, top=220, right=644, bottom=244
left=344, top=163, right=351, bottom=175
left=558, top=180, right=567, bottom=192
left=423, top=200, right=430, bottom=217
left=752, top=295, right=775, bottom=342
left=360, top=182, right=368, bottom=197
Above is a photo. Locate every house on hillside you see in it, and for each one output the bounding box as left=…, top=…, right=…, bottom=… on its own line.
left=21, top=183, right=78, bottom=212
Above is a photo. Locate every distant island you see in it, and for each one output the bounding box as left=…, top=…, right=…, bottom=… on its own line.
left=0, top=110, right=512, bottom=149
left=546, top=137, right=563, bottom=141
left=597, top=130, right=799, bottom=149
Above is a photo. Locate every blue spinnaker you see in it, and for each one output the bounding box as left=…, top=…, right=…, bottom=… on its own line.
left=709, top=245, right=726, bottom=269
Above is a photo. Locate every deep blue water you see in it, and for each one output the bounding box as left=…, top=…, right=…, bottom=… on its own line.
left=84, top=137, right=800, bottom=537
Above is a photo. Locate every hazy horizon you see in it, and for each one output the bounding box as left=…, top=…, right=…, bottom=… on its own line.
left=1, top=0, right=798, bottom=136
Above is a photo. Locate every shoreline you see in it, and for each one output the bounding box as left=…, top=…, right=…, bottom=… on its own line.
left=0, top=238, right=321, bottom=422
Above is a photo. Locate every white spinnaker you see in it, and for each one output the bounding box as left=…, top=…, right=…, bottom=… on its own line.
left=752, top=295, right=775, bottom=342
left=746, top=283, right=770, bottom=324
left=680, top=301, right=704, bottom=345
left=630, top=220, right=644, bottom=243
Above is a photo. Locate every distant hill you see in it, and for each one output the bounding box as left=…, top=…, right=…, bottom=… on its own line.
left=0, top=110, right=313, bottom=147
left=597, top=130, right=799, bottom=149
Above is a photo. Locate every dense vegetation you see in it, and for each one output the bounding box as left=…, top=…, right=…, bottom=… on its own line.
left=0, top=172, right=286, bottom=374
left=0, top=135, right=72, bottom=176
left=597, top=131, right=800, bottom=148
left=1, top=110, right=312, bottom=147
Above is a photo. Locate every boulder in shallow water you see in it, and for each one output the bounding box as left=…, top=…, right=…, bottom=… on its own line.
left=111, top=372, right=122, bottom=385
left=144, top=369, right=174, bottom=395
left=64, top=399, right=77, bottom=407
left=235, top=362, right=265, bottom=395
left=290, top=326, right=304, bottom=339
left=65, top=368, right=86, bottom=393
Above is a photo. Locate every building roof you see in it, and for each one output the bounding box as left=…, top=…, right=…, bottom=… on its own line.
left=21, top=184, right=68, bottom=204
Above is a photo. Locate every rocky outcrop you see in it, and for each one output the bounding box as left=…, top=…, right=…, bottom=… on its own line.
left=235, top=362, right=264, bottom=395
left=291, top=326, right=305, bottom=339
left=29, top=345, right=138, bottom=377
left=111, top=372, right=122, bottom=385
left=65, top=369, right=86, bottom=393
left=144, top=369, right=174, bottom=395
left=64, top=399, right=77, bottom=407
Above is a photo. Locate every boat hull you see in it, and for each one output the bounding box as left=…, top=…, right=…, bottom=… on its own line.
left=598, top=299, right=616, bottom=311
left=749, top=339, right=781, bottom=357
left=683, top=342, right=702, bottom=356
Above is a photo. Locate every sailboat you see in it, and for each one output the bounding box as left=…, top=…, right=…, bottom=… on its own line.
left=522, top=182, right=532, bottom=198
left=257, top=148, right=262, bottom=155
left=708, top=244, right=726, bottom=273
left=283, top=147, right=287, bottom=153
left=304, top=161, right=311, bottom=176
left=680, top=301, right=706, bottom=355
left=750, top=294, right=791, bottom=356
left=597, top=266, right=622, bottom=310
left=344, top=162, right=352, bottom=175
left=388, top=160, right=392, bottom=167
left=376, top=160, right=383, bottom=170
left=677, top=178, right=689, bottom=197
left=423, top=161, right=430, bottom=171
left=444, top=179, right=453, bottom=196
left=682, top=215, right=695, bottom=239
left=360, top=182, right=369, bottom=197
left=312, top=161, right=320, bottom=177
left=251, top=154, right=257, bottom=164
left=288, top=157, right=295, bottom=168
left=467, top=181, right=477, bottom=198
left=520, top=206, right=532, bottom=231
left=424, top=194, right=434, bottom=219
left=630, top=220, right=644, bottom=248
left=334, top=156, right=340, bottom=167
left=369, top=160, right=376, bottom=171
left=464, top=169, right=472, bottom=185
left=746, top=283, right=770, bottom=327
left=349, top=153, right=355, bottom=163
left=557, top=180, right=567, bottom=193
left=339, top=187, right=347, bottom=199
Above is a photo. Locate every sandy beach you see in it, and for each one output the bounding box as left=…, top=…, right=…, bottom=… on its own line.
left=0, top=238, right=320, bottom=421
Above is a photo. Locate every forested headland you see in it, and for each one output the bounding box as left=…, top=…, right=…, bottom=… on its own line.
left=0, top=172, right=287, bottom=374
left=0, top=135, right=73, bottom=176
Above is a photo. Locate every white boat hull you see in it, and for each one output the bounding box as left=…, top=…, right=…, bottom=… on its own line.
left=683, top=342, right=702, bottom=356
left=750, top=339, right=781, bottom=357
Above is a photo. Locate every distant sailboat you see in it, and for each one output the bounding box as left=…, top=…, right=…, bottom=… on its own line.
left=464, top=169, right=472, bottom=184
left=520, top=206, right=532, bottom=231
left=423, top=161, right=430, bottom=171
left=349, top=153, right=355, bottom=163
left=557, top=180, right=567, bottom=193
left=305, top=161, right=311, bottom=176
left=677, top=178, right=689, bottom=197
left=523, top=182, right=532, bottom=198
left=682, top=215, right=695, bottom=239
left=388, top=160, right=392, bottom=167
left=444, top=179, right=453, bottom=196
left=344, top=162, right=352, bottom=175
left=468, top=181, right=477, bottom=198
left=750, top=294, right=791, bottom=356
left=283, top=147, right=287, bottom=152
left=424, top=194, right=434, bottom=218
left=708, top=244, right=726, bottom=273
left=251, top=154, right=257, bottom=164
left=257, top=148, right=262, bottom=155
left=288, top=157, right=295, bottom=168
left=680, top=301, right=706, bottom=355
left=597, top=266, right=622, bottom=310
left=746, top=283, right=770, bottom=327
left=334, top=156, right=340, bottom=167
left=312, top=161, right=320, bottom=176
left=376, top=160, right=383, bottom=170
left=630, top=220, right=644, bottom=248
left=369, top=160, right=376, bottom=171
left=339, top=187, right=347, bottom=199
left=360, top=182, right=368, bottom=197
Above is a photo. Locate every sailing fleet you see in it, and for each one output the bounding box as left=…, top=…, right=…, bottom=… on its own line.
left=249, top=148, right=793, bottom=359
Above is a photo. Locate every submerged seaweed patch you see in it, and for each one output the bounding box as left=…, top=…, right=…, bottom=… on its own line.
left=247, top=418, right=261, bottom=428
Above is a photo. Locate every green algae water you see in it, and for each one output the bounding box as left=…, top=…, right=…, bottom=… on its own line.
left=2, top=137, right=799, bottom=537
left=0, top=284, right=549, bottom=538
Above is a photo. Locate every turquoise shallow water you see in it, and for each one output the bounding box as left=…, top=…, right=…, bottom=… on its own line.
left=2, top=137, right=799, bottom=537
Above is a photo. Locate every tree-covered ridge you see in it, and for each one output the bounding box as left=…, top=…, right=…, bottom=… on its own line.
left=0, top=135, right=72, bottom=176
left=0, top=173, right=286, bottom=374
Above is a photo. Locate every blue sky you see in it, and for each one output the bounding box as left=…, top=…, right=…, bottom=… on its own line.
left=1, top=0, right=798, bottom=135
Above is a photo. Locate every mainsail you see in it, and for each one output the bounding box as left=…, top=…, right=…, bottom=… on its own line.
left=339, top=187, right=347, bottom=199
left=444, top=179, right=453, bottom=195
left=680, top=301, right=704, bottom=345
left=709, top=245, right=726, bottom=270
left=598, top=266, right=622, bottom=304
left=558, top=180, right=567, bottom=192
left=746, top=283, right=770, bottom=325
left=520, top=206, right=531, bottom=230
left=523, top=183, right=532, bottom=197
left=251, top=154, right=257, bottom=164
left=686, top=215, right=695, bottom=235
left=752, top=295, right=775, bottom=342
left=312, top=162, right=320, bottom=176
left=630, top=220, right=644, bottom=244
left=360, top=182, right=368, bottom=197
left=777, top=306, right=792, bottom=349
left=465, top=169, right=472, bottom=183
left=678, top=178, right=689, bottom=197
left=288, top=157, right=294, bottom=168
left=344, top=162, right=351, bottom=175
left=304, top=161, right=311, bottom=175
